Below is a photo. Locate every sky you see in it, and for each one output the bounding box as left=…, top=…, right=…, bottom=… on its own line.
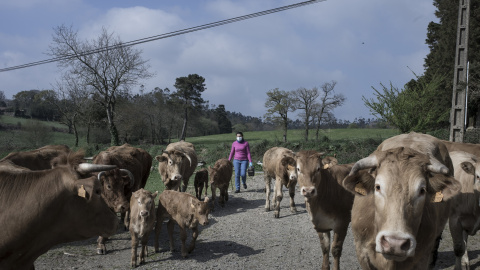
left=0, top=0, right=438, bottom=121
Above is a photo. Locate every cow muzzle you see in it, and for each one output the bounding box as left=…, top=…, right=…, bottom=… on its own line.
left=140, top=210, right=149, bottom=217
left=300, top=186, right=316, bottom=198
left=375, top=231, right=416, bottom=261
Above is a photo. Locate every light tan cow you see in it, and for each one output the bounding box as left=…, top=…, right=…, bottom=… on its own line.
left=129, top=189, right=158, bottom=267
left=154, top=190, right=210, bottom=258
left=262, top=147, right=297, bottom=218
left=448, top=151, right=480, bottom=269
left=296, top=150, right=354, bottom=270
left=343, top=132, right=461, bottom=269
left=155, top=141, right=198, bottom=192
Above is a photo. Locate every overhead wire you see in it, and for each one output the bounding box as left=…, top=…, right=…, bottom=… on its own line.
left=0, top=0, right=325, bottom=73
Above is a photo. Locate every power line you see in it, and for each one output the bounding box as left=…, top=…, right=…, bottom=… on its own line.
left=0, top=0, right=325, bottom=73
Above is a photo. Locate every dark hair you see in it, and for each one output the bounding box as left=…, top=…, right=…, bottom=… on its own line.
left=236, top=132, right=243, bottom=137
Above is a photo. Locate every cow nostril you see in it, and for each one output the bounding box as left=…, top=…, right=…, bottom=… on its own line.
left=400, top=239, right=411, bottom=251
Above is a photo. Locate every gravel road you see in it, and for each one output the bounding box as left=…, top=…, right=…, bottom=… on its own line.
left=35, top=173, right=480, bottom=269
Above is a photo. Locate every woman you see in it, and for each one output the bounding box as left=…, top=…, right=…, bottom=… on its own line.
left=228, top=132, right=253, bottom=193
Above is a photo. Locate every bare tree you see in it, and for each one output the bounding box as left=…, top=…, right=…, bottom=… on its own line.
left=48, top=25, right=153, bottom=146
left=312, top=81, right=345, bottom=140
left=49, top=73, right=90, bottom=146
left=292, top=87, right=320, bottom=142
left=264, top=88, right=296, bottom=142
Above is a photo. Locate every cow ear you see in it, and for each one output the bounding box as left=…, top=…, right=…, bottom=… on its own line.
left=322, top=156, right=338, bottom=169
left=190, top=197, right=195, bottom=209
left=343, top=169, right=375, bottom=196
left=152, top=191, right=159, bottom=199
left=155, top=155, right=167, bottom=162
left=428, top=174, right=461, bottom=202
left=461, top=161, right=475, bottom=175
left=76, top=184, right=92, bottom=200
left=204, top=196, right=210, bottom=203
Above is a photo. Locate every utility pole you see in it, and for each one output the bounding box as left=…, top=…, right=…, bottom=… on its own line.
left=449, top=0, right=470, bottom=142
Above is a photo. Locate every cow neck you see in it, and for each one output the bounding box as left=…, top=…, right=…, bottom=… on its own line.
left=310, top=166, right=354, bottom=213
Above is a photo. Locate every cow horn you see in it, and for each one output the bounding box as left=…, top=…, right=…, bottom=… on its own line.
left=77, top=163, right=117, bottom=174
left=120, top=169, right=135, bottom=188
left=349, top=155, right=378, bottom=176
left=427, top=159, right=449, bottom=175
left=98, top=171, right=105, bottom=182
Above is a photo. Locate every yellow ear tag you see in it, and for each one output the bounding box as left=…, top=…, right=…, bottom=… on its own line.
left=354, top=183, right=367, bottom=196
left=191, top=203, right=195, bottom=209
left=323, top=164, right=330, bottom=169
left=78, top=185, right=86, bottom=198
left=431, top=191, right=443, bottom=203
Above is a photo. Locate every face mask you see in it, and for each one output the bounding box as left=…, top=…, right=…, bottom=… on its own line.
left=236, top=136, right=243, bottom=142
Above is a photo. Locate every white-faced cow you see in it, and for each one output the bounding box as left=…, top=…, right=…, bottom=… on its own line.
left=154, top=190, right=210, bottom=258
left=263, top=147, right=297, bottom=218
left=343, top=132, right=461, bottom=269
left=92, top=143, right=152, bottom=255
left=296, top=151, right=354, bottom=270
left=0, top=144, right=71, bottom=170
left=155, top=141, right=198, bottom=192
left=0, top=151, right=118, bottom=270
left=129, top=188, right=158, bottom=267
left=448, top=151, right=480, bottom=269
left=208, top=158, right=233, bottom=211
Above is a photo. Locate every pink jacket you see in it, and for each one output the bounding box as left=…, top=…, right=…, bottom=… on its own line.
left=228, top=140, right=252, bottom=162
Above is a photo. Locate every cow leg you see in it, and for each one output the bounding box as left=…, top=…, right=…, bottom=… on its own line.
left=130, top=234, right=138, bottom=267
left=181, top=178, right=188, bottom=192
left=219, top=188, right=226, bottom=207
left=198, top=184, right=203, bottom=201
left=124, top=210, right=130, bottom=230
left=331, top=226, right=348, bottom=270
left=140, top=235, right=149, bottom=265
left=461, top=231, right=470, bottom=270
left=450, top=217, right=467, bottom=269
left=180, top=227, right=188, bottom=257
left=210, top=185, right=216, bottom=211
left=318, top=231, right=331, bottom=270
left=188, top=226, right=199, bottom=254
left=96, top=236, right=108, bottom=255
left=167, top=219, right=176, bottom=252
left=274, top=177, right=283, bottom=218
left=265, top=174, right=271, bottom=212
left=194, top=182, right=200, bottom=200
left=288, top=182, right=297, bottom=214
left=204, top=181, right=208, bottom=197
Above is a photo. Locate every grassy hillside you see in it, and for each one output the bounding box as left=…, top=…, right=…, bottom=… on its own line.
left=0, top=115, right=401, bottom=195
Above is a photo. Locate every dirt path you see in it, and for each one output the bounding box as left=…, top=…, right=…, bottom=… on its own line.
left=35, top=173, right=480, bottom=269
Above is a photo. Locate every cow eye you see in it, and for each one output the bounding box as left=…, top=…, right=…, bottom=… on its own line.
left=419, top=187, right=426, bottom=196
left=138, top=200, right=142, bottom=205
left=375, top=184, right=381, bottom=192
left=106, top=184, right=112, bottom=190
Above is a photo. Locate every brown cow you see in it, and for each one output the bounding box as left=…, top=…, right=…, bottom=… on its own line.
left=208, top=158, right=233, bottom=211
left=448, top=151, right=480, bottom=269
left=0, top=144, right=71, bottom=170
left=0, top=151, right=118, bottom=270
left=194, top=168, right=209, bottom=200
left=129, top=188, right=158, bottom=267
left=154, top=190, right=210, bottom=258
left=343, top=132, right=461, bottom=269
left=155, top=141, right=198, bottom=192
left=92, top=143, right=153, bottom=255
left=296, top=151, right=354, bottom=270
left=263, top=147, right=297, bottom=218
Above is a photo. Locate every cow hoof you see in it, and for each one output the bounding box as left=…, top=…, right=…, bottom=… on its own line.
left=274, top=212, right=280, bottom=218
left=291, top=208, right=297, bottom=213
left=265, top=207, right=271, bottom=212
left=97, top=248, right=106, bottom=255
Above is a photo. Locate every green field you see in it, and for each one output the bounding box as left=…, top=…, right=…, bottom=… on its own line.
left=0, top=115, right=402, bottom=195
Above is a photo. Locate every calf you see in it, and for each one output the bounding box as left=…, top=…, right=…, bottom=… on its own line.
left=194, top=168, right=209, bottom=200
left=208, top=158, right=233, bottom=211
left=263, top=147, right=297, bottom=218
left=154, top=190, right=210, bottom=258
left=129, top=189, right=158, bottom=267
left=448, top=151, right=480, bottom=269
left=296, top=151, right=354, bottom=270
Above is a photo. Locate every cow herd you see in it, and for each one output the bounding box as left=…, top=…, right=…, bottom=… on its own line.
left=1, top=133, right=480, bottom=269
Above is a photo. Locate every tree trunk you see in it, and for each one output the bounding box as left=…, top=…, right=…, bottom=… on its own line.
left=106, top=104, right=119, bottom=146
left=283, top=119, right=288, bottom=143
left=86, top=121, right=91, bottom=144
left=72, top=115, right=79, bottom=147
left=180, top=106, right=188, bottom=141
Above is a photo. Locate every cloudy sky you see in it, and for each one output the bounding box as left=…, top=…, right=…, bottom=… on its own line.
left=0, top=0, right=438, bottom=121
